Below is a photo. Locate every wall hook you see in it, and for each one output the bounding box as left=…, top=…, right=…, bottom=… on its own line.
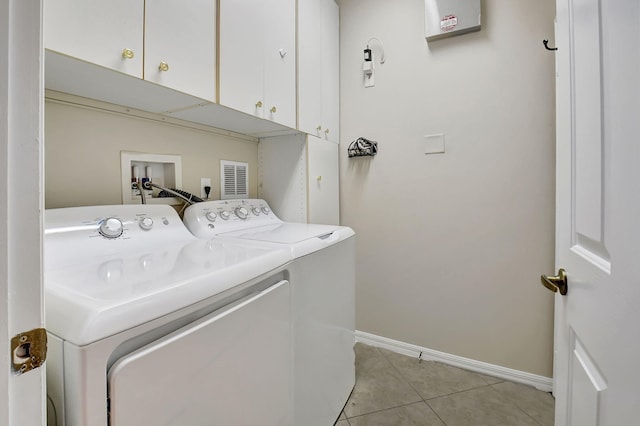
left=543, top=39, right=557, bottom=51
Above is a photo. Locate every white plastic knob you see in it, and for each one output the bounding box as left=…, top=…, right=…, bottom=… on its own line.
left=99, top=217, right=124, bottom=239
left=235, top=207, right=249, bottom=220
left=139, top=217, right=154, bottom=231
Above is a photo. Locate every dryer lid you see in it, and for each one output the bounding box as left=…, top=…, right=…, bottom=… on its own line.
left=218, top=222, right=342, bottom=244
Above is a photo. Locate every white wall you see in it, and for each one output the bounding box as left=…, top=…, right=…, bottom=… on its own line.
left=338, top=0, right=556, bottom=376
left=44, top=93, right=258, bottom=209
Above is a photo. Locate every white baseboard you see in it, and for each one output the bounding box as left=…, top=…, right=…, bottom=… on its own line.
left=355, top=330, right=553, bottom=392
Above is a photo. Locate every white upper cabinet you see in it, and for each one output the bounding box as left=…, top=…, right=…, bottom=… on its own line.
left=321, top=0, right=340, bottom=143
left=144, top=0, right=217, bottom=101
left=219, top=0, right=296, bottom=129
left=298, top=0, right=339, bottom=143
left=44, top=0, right=144, bottom=79
left=44, top=0, right=216, bottom=102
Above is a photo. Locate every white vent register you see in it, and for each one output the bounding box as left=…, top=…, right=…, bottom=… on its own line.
left=221, top=160, right=248, bottom=200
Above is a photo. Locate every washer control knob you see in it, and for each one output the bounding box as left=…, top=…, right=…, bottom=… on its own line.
left=139, top=217, right=154, bottom=231
left=99, top=217, right=124, bottom=239
left=261, top=206, right=270, bottom=215
left=235, top=207, right=249, bottom=220
left=205, top=211, right=217, bottom=222
left=219, top=210, right=231, bottom=220
left=252, top=207, right=261, bottom=216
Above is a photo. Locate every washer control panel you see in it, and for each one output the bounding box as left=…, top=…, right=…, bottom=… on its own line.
left=45, top=204, right=197, bottom=268
left=94, top=213, right=164, bottom=239
left=183, top=199, right=281, bottom=238
left=46, top=204, right=194, bottom=241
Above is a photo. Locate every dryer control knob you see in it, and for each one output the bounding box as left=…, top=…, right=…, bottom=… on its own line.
left=99, top=217, right=124, bottom=239
left=139, top=217, right=154, bottom=231
left=251, top=207, right=261, bottom=216
left=219, top=210, right=231, bottom=220
left=261, top=206, right=270, bottom=215
left=205, top=211, right=217, bottom=222
left=235, top=207, right=248, bottom=220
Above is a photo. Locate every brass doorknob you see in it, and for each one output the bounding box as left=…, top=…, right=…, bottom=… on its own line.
left=270, top=106, right=277, bottom=113
left=158, top=61, right=169, bottom=72
left=255, top=101, right=263, bottom=108
left=540, top=268, right=568, bottom=295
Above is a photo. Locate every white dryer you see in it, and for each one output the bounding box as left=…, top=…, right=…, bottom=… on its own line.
left=183, top=199, right=356, bottom=426
left=44, top=204, right=292, bottom=426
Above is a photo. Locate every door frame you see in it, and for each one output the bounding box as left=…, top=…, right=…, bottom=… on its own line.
left=0, top=0, right=46, bottom=424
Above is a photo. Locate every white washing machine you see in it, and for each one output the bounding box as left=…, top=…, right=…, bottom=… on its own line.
left=44, top=204, right=293, bottom=426
left=183, top=199, right=356, bottom=426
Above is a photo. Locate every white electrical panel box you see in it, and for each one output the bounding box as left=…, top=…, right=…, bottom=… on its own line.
left=424, top=0, right=481, bottom=42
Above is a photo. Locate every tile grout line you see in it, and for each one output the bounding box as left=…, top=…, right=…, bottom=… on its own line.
left=348, top=343, right=554, bottom=425
left=375, top=345, right=527, bottom=426
left=374, top=347, right=455, bottom=425
left=345, top=400, right=437, bottom=422
left=488, top=383, right=548, bottom=426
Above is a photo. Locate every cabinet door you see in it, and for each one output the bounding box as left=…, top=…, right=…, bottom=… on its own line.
left=298, top=0, right=339, bottom=142
left=145, top=0, right=216, bottom=101
left=44, top=0, right=143, bottom=78
left=321, top=0, right=340, bottom=143
left=298, top=0, right=323, bottom=137
left=219, top=0, right=264, bottom=118
left=307, top=136, right=339, bottom=225
left=263, top=0, right=297, bottom=128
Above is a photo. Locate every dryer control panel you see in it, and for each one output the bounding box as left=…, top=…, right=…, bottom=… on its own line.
left=183, top=199, right=282, bottom=238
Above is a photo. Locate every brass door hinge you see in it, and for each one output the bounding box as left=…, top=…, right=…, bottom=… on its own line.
left=11, top=328, right=47, bottom=374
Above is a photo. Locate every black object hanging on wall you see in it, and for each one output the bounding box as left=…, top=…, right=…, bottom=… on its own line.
left=348, top=137, right=378, bottom=157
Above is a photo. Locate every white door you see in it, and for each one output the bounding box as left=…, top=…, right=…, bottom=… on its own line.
left=0, top=0, right=46, bottom=425
left=550, top=0, right=640, bottom=425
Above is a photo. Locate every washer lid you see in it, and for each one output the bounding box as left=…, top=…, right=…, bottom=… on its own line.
left=45, top=238, right=290, bottom=346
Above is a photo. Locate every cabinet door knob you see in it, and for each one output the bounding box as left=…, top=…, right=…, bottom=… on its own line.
left=324, top=128, right=330, bottom=135
left=158, top=61, right=169, bottom=72
left=122, top=48, right=135, bottom=59
left=316, top=125, right=322, bottom=132
left=279, top=48, right=287, bottom=58
left=255, top=101, right=263, bottom=108
left=270, top=106, right=277, bottom=113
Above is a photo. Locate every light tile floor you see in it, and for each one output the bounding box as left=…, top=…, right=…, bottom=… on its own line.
left=335, top=343, right=555, bottom=426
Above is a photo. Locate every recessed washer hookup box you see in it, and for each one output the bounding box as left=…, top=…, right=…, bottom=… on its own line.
left=424, top=0, right=481, bottom=42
